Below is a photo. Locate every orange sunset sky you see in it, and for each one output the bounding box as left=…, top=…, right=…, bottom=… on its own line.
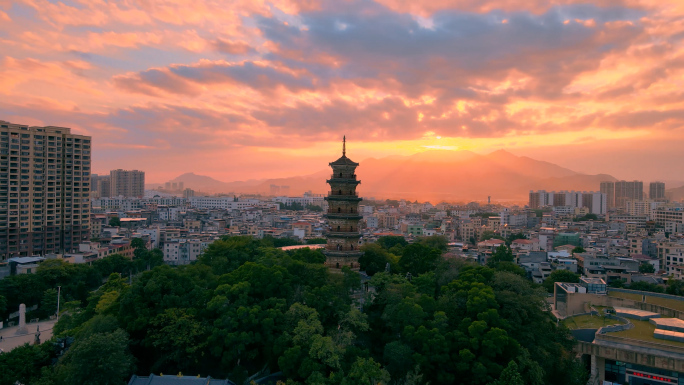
left=1, top=0, right=683, bottom=184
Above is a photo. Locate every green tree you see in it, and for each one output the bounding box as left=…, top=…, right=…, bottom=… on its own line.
left=571, top=246, right=585, bottom=254
left=492, top=262, right=527, bottom=277
left=667, top=279, right=684, bottom=296
left=0, top=343, right=52, bottom=385
left=398, top=244, right=441, bottom=275
left=147, top=308, right=208, bottom=372
left=573, top=213, right=599, bottom=222
left=287, top=247, right=326, bottom=264
left=487, top=245, right=514, bottom=266
left=342, top=357, right=391, bottom=385
left=130, top=237, right=146, bottom=250
left=0, top=294, right=7, bottom=318
left=383, top=341, right=414, bottom=380
left=306, top=204, right=323, bottom=212
left=639, top=263, right=655, bottom=274
left=628, top=281, right=664, bottom=293
left=59, top=329, right=134, bottom=385
left=505, top=233, right=526, bottom=246
left=481, top=231, right=505, bottom=242
left=359, top=243, right=392, bottom=276
left=542, top=270, right=579, bottom=293
left=40, top=288, right=60, bottom=319
left=418, top=235, right=448, bottom=252
left=108, top=217, right=121, bottom=227
left=490, top=361, right=524, bottom=385
left=377, top=236, right=408, bottom=250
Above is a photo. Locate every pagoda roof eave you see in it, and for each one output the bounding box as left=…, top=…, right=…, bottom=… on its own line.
left=329, top=155, right=359, bottom=166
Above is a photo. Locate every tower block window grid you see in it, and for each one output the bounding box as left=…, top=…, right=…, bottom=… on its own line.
left=324, top=136, right=363, bottom=270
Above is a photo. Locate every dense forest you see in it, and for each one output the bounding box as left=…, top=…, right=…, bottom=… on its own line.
left=0, top=236, right=587, bottom=385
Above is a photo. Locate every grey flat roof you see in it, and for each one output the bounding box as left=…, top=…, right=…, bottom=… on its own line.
left=651, top=318, right=684, bottom=333
left=8, top=256, right=45, bottom=264
left=614, top=307, right=660, bottom=320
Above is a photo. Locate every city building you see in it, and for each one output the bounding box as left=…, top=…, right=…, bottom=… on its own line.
left=600, top=181, right=616, bottom=209
left=324, top=137, right=363, bottom=270
left=529, top=190, right=606, bottom=214
left=625, top=199, right=665, bottom=218
left=556, top=287, right=684, bottom=385
left=652, top=207, right=684, bottom=228
left=615, top=180, right=644, bottom=208
left=97, top=177, right=111, bottom=198
left=650, top=181, right=666, bottom=202
left=110, top=169, right=145, bottom=198
left=0, top=120, right=91, bottom=259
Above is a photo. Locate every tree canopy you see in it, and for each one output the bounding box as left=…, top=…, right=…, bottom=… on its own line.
left=542, top=270, right=579, bottom=293
left=0, top=235, right=587, bottom=385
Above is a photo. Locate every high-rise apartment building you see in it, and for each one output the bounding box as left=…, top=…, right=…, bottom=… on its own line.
left=90, top=174, right=110, bottom=198
left=110, top=169, right=145, bottom=198
left=97, top=177, right=111, bottom=198
left=0, top=120, right=91, bottom=259
left=649, top=181, right=666, bottom=202
left=600, top=181, right=615, bottom=209
left=529, top=190, right=606, bottom=214
left=614, top=180, right=644, bottom=208
left=529, top=190, right=554, bottom=209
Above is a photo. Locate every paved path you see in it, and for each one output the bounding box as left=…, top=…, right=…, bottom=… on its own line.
left=0, top=319, right=57, bottom=352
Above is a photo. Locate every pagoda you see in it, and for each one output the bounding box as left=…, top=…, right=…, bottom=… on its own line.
left=324, top=136, right=363, bottom=270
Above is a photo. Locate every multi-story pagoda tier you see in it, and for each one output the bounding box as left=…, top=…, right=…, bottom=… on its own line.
left=324, top=136, right=363, bottom=270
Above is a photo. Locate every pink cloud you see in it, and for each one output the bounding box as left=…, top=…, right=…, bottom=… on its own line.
left=1, top=0, right=684, bottom=184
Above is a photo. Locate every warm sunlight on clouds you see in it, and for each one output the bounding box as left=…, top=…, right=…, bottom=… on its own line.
left=1, top=0, right=683, bottom=182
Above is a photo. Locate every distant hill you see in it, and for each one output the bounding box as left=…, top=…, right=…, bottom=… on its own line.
left=148, top=150, right=618, bottom=202
left=353, top=150, right=616, bottom=201
left=667, top=184, right=684, bottom=202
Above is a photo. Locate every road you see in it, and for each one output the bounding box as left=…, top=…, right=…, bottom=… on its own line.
left=0, top=319, right=57, bottom=352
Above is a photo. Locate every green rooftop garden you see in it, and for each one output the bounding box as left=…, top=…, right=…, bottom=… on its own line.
left=608, top=291, right=684, bottom=312
left=608, top=318, right=684, bottom=347
left=563, top=314, right=624, bottom=330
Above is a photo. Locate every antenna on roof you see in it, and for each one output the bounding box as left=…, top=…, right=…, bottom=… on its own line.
left=343, top=136, right=346, bottom=156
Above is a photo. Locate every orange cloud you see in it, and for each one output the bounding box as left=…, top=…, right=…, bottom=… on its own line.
left=1, top=0, right=684, bottom=184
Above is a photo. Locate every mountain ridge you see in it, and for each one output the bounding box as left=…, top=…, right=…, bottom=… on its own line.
left=146, top=150, right=617, bottom=202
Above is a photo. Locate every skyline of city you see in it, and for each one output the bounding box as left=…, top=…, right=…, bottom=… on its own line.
left=3, top=1, right=684, bottom=384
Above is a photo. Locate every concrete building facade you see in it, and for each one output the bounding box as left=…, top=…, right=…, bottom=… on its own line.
left=615, top=180, right=644, bottom=209
left=110, top=169, right=145, bottom=198
left=0, top=120, right=91, bottom=259
left=600, top=181, right=616, bottom=209
left=650, top=181, right=666, bottom=202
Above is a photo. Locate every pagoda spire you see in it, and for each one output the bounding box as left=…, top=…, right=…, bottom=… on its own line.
left=343, top=135, right=346, bottom=156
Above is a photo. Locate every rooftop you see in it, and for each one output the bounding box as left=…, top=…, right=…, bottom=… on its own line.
left=580, top=277, right=606, bottom=285
left=8, top=256, right=45, bottom=264
left=650, top=318, right=684, bottom=333
left=608, top=291, right=684, bottom=313
left=608, top=319, right=684, bottom=348
left=563, top=314, right=624, bottom=330
left=613, top=307, right=660, bottom=321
